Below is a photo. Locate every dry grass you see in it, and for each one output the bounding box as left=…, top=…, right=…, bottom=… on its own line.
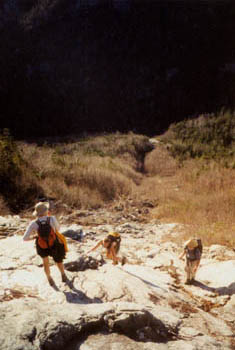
left=144, top=143, right=178, bottom=176
left=0, top=288, right=38, bottom=302
left=143, top=156, right=235, bottom=248
left=18, top=133, right=149, bottom=209
left=168, top=299, right=198, bottom=314
left=11, top=132, right=235, bottom=249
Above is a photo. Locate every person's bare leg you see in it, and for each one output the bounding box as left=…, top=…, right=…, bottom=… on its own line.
left=112, top=244, right=126, bottom=265
left=191, top=260, right=200, bottom=280
left=56, top=262, right=67, bottom=282
left=110, top=244, right=120, bottom=265
left=185, top=261, right=192, bottom=284
left=43, top=257, right=54, bottom=285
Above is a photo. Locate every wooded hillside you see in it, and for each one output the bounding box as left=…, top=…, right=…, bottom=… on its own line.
left=1, top=1, right=235, bottom=138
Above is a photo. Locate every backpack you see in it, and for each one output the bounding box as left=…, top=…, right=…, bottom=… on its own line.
left=186, top=238, right=203, bottom=261
left=106, top=232, right=121, bottom=252
left=186, top=248, right=197, bottom=261
left=107, top=232, right=121, bottom=243
left=36, top=217, right=56, bottom=249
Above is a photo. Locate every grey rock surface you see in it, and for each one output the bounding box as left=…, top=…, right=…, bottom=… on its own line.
left=0, top=214, right=234, bottom=349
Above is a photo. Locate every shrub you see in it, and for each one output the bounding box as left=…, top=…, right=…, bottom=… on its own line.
left=0, top=130, right=43, bottom=211
left=0, top=129, right=22, bottom=191
left=161, top=110, right=235, bottom=161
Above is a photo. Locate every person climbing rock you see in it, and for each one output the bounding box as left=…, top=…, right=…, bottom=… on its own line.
left=23, top=202, right=68, bottom=286
left=86, top=232, right=126, bottom=265
left=179, top=238, right=202, bottom=285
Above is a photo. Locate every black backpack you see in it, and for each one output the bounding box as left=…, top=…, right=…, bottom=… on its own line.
left=106, top=233, right=121, bottom=253
left=186, top=239, right=203, bottom=261
left=37, top=217, right=51, bottom=240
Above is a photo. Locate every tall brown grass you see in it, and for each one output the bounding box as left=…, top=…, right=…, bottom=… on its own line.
left=18, top=133, right=150, bottom=210
left=139, top=111, right=235, bottom=248
left=144, top=143, right=178, bottom=176
left=141, top=154, right=235, bottom=248
left=4, top=129, right=235, bottom=249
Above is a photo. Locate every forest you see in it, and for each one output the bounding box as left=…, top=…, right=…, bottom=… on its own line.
left=1, top=0, right=235, bottom=138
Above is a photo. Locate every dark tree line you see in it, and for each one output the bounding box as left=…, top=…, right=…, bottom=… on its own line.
left=1, top=1, right=235, bottom=138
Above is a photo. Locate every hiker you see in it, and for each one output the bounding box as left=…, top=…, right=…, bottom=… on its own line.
left=86, top=232, right=126, bottom=265
left=179, top=238, right=202, bottom=284
left=23, top=202, right=68, bottom=286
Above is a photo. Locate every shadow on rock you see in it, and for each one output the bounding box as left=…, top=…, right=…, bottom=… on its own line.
left=64, top=255, right=105, bottom=272
left=62, top=229, right=83, bottom=241
left=119, top=268, right=168, bottom=293
left=63, top=279, right=103, bottom=304
left=193, top=280, right=235, bottom=296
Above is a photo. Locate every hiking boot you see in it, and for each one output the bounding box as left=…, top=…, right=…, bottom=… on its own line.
left=48, top=277, right=55, bottom=286
left=61, top=274, right=68, bottom=283
left=185, top=279, right=192, bottom=285
left=121, top=256, right=127, bottom=266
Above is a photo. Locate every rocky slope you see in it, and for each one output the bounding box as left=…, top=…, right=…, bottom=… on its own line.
left=0, top=207, right=235, bottom=350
